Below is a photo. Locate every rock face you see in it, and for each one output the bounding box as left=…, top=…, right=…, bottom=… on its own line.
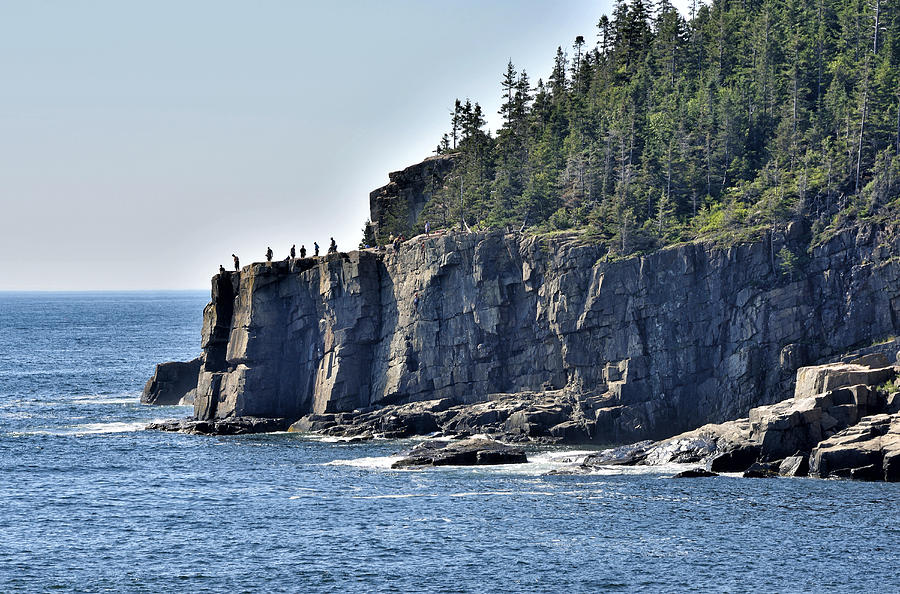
left=369, top=154, right=458, bottom=238
left=141, top=358, right=202, bottom=405
left=155, top=217, right=900, bottom=442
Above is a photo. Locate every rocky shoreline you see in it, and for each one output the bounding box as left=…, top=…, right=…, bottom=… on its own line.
left=146, top=342, right=900, bottom=479
left=562, top=350, right=900, bottom=481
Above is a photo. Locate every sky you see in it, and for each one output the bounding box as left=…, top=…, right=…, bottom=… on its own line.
left=1, top=0, right=689, bottom=290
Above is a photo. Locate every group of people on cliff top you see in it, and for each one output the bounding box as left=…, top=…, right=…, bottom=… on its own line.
left=222, top=238, right=339, bottom=273
left=221, top=220, right=450, bottom=273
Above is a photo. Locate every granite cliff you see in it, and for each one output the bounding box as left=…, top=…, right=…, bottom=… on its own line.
left=146, top=211, right=900, bottom=444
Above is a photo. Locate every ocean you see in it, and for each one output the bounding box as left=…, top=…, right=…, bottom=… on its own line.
left=0, top=291, right=898, bottom=593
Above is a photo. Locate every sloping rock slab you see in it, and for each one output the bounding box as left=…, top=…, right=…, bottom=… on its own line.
left=391, top=438, right=527, bottom=468
left=147, top=416, right=292, bottom=435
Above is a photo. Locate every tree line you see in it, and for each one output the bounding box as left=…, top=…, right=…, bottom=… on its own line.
left=376, top=0, right=900, bottom=255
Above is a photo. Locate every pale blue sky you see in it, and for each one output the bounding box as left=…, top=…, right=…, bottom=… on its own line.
left=0, top=0, right=692, bottom=290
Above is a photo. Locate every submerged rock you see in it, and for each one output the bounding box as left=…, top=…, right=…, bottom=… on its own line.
left=391, top=438, right=527, bottom=468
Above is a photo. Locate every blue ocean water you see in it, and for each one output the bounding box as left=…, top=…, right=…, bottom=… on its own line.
left=1, top=292, right=898, bottom=593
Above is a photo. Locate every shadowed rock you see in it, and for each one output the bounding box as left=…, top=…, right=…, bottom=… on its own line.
left=672, top=468, right=718, bottom=478
left=141, top=358, right=201, bottom=405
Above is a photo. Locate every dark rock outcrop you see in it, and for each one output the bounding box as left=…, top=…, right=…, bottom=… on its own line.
left=391, top=438, right=527, bottom=468
left=141, top=357, right=202, bottom=405
left=673, top=468, right=719, bottom=478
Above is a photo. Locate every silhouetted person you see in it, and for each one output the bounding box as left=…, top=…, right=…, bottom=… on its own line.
left=266, top=247, right=273, bottom=262
left=232, top=254, right=240, bottom=270
left=328, top=237, right=337, bottom=254
left=300, top=245, right=307, bottom=258
left=290, top=244, right=296, bottom=259
left=314, top=241, right=320, bottom=257
left=219, top=265, right=226, bottom=275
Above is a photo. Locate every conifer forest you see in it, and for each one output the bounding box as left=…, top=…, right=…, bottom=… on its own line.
left=375, top=0, right=900, bottom=256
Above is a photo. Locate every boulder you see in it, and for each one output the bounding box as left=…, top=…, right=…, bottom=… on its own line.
left=391, top=438, right=527, bottom=468
left=672, top=468, right=718, bottom=478
left=709, top=444, right=761, bottom=473
left=743, top=461, right=780, bottom=478
left=582, top=440, right=654, bottom=467
left=778, top=455, right=809, bottom=477
left=288, top=414, right=338, bottom=433
left=794, top=363, right=895, bottom=400
left=141, top=358, right=201, bottom=405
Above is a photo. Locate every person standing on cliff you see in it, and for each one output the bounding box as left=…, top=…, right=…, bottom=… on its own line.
left=328, top=237, right=337, bottom=254
left=413, top=291, right=420, bottom=312
left=314, top=242, right=319, bottom=257
left=266, top=247, right=273, bottom=262
left=425, top=221, right=430, bottom=235
left=290, top=244, right=296, bottom=259
left=300, top=245, right=306, bottom=258
left=232, top=254, right=240, bottom=271
left=219, top=265, right=226, bottom=275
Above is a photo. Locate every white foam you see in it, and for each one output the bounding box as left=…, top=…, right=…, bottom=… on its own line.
left=72, top=396, right=138, bottom=405
left=324, top=455, right=404, bottom=469
left=351, top=493, right=431, bottom=500
left=66, top=421, right=147, bottom=435
left=5, top=421, right=149, bottom=437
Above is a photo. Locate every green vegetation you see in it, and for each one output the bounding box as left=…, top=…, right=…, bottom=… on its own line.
left=408, top=0, right=900, bottom=256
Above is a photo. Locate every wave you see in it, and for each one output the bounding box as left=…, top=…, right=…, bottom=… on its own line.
left=72, top=396, right=139, bottom=405
left=324, top=455, right=403, bottom=469
left=8, top=421, right=149, bottom=436
left=67, top=421, right=148, bottom=434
